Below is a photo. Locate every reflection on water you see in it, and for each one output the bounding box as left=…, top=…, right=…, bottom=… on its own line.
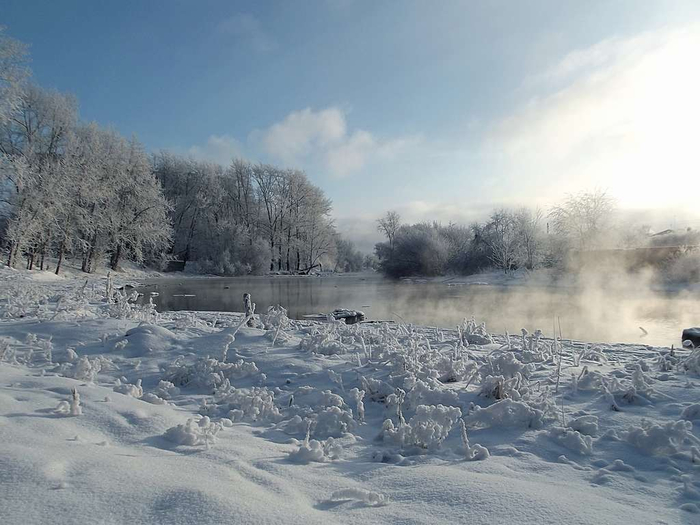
left=137, top=273, right=698, bottom=347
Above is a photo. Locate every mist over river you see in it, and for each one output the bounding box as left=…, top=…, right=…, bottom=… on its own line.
left=137, top=272, right=698, bottom=347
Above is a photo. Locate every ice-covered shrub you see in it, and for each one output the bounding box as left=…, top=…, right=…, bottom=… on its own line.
left=549, top=427, right=593, bottom=455
left=215, top=385, right=281, bottom=423
left=381, top=404, right=462, bottom=450
left=55, top=388, right=82, bottom=416
left=299, top=326, right=348, bottom=355
left=163, top=416, right=222, bottom=447
left=349, top=388, right=365, bottom=422
left=113, top=379, right=143, bottom=398
left=479, top=374, right=526, bottom=401
left=153, top=380, right=180, bottom=399
left=62, top=356, right=103, bottom=382
left=681, top=350, right=700, bottom=376
left=656, top=349, right=678, bottom=372
left=469, top=399, right=547, bottom=429
left=459, top=418, right=489, bottom=460
left=573, top=345, right=609, bottom=366
left=288, top=421, right=342, bottom=464
left=403, top=376, right=460, bottom=408
left=625, top=419, right=695, bottom=455
left=141, top=393, right=168, bottom=405
left=433, top=350, right=478, bottom=383
left=312, top=406, right=356, bottom=438
left=567, top=415, right=599, bottom=436
left=480, top=352, right=533, bottom=380
left=359, top=376, right=395, bottom=403
left=459, top=317, right=493, bottom=345
left=164, top=356, right=259, bottom=390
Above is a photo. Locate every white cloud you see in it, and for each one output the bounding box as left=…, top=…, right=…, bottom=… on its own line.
left=259, top=107, right=346, bottom=164
left=485, top=24, right=700, bottom=211
left=254, top=106, right=420, bottom=177
left=187, top=134, right=244, bottom=165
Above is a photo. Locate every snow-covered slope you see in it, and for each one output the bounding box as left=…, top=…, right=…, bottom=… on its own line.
left=1, top=269, right=699, bottom=524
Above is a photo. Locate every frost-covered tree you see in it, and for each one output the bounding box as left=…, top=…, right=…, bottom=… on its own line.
left=154, top=154, right=338, bottom=275
left=0, top=27, right=29, bottom=127
left=479, top=210, right=521, bottom=273
left=334, top=238, right=364, bottom=272
left=549, top=190, right=616, bottom=252
left=515, top=207, right=543, bottom=270
left=377, top=211, right=401, bottom=253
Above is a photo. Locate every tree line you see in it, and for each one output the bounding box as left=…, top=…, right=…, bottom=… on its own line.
left=154, top=154, right=342, bottom=275
left=373, top=190, right=655, bottom=278
left=0, top=27, right=363, bottom=276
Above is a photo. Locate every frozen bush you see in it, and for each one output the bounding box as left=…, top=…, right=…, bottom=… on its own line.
left=625, top=419, right=695, bottom=455
left=288, top=434, right=342, bottom=464
left=567, top=415, right=599, bottom=436
left=299, top=327, right=348, bottom=355
left=479, top=374, right=526, bottom=401
left=349, top=388, right=365, bottom=422
left=480, top=352, right=533, bottom=380
left=681, top=350, right=700, bottom=376
left=469, top=399, right=547, bottom=429
left=153, top=380, right=180, bottom=399
left=164, top=356, right=259, bottom=390
left=216, top=385, right=281, bottom=423
left=313, top=406, right=356, bottom=438
left=549, top=427, right=593, bottom=455
left=381, top=404, right=462, bottom=450
left=403, top=376, right=460, bottom=408
left=459, top=418, right=489, bottom=460
left=62, top=356, right=103, bottom=383
left=55, top=388, right=82, bottom=416
left=163, top=416, right=222, bottom=447
left=359, top=376, right=395, bottom=403
left=141, top=393, right=168, bottom=405
left=459, top=317, right=493, bottom=346
left=113, top=379, right=143, bottom=398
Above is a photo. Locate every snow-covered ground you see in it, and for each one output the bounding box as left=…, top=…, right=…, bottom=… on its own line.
left=1, top=267, right=700, bottom=524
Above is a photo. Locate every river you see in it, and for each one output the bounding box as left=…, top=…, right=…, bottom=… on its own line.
left=137, top=272, right=698, bottom=347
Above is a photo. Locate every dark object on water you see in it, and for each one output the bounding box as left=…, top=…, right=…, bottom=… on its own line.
left=682, top=327, right=700, bottom=348
left=332, top=309, right=365, bottom=324
left=302, top=309, right=365, bottom=325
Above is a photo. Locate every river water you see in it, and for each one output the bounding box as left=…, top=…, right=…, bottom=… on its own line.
left=137, top=273, right=698, bottom=347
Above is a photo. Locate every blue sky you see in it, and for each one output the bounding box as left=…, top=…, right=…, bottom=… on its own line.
left=4, top=0, right=700, bottom=249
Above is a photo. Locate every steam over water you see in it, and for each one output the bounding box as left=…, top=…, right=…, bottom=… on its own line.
left=139, top=273, right=697, bottom=347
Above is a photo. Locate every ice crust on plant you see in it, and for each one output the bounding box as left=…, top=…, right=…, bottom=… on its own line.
left=381, top=404, right=462, bottom=451
left=164, top=356, right=259, bottom=390
left=163, top=416, right=222, bottom=447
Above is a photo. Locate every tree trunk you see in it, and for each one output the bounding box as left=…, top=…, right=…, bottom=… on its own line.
left=7, top=242, right=15, bottom=267
left=55, top=241, right=65, bottom=275
left=110, top=244, right=122, bottom=271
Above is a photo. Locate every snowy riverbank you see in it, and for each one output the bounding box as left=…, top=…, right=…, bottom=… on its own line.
left=1, top=268, right=700, bottom=524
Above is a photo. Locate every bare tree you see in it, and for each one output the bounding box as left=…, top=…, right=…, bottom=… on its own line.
left=377, top=211, right=401, bottom=252
left=549, top=190, right=616, bottom=251
left=480, top=210, right=520, bottom=273
left=0, top=27, right=29, bottom=128
left=515, top=207, right=543, bottom=269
